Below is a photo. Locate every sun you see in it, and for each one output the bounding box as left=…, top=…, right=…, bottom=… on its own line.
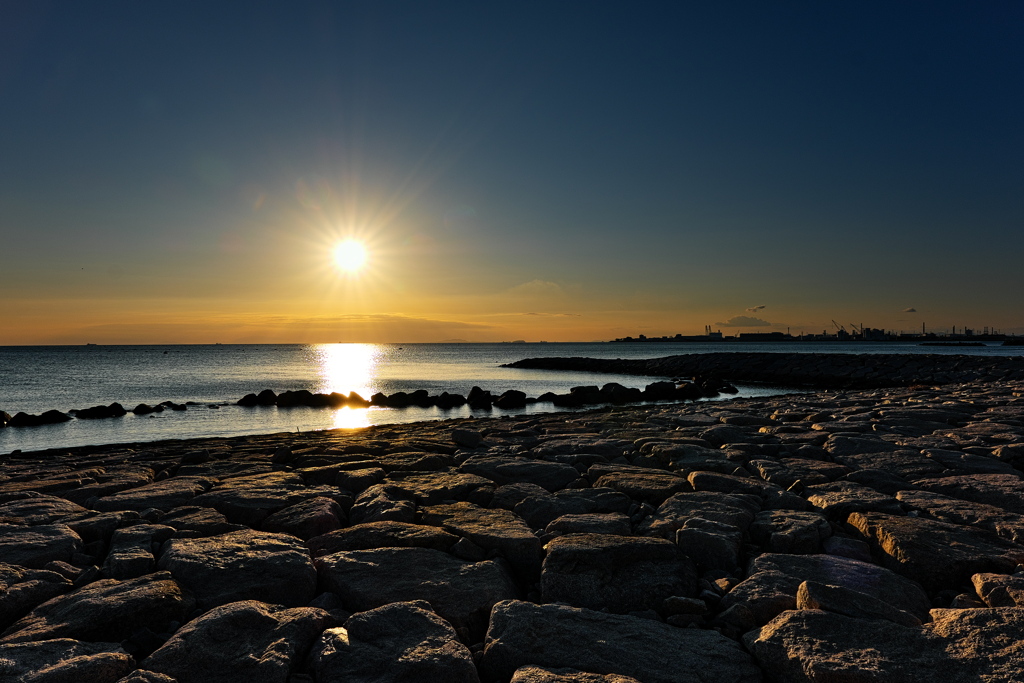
left=333, top=240, right=368, bottom=273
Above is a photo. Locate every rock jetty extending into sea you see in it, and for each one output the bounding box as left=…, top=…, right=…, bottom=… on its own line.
left=2, top=362, right=1024, bottom=680
left=504, top=351, right=1024, bottom=389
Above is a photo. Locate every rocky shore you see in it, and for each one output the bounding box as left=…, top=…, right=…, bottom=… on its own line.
left=505, top=352, right=1024, bottom=389
left=2, top=376, right=1024, bottom=681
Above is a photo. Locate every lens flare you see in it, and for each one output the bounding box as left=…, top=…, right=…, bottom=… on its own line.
left=334, top=240, right=368, bottom=273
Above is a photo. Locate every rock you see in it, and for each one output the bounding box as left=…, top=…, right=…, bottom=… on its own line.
left=93, top=476, right=214, bottom=513
left=637, top=492, right=758, bottom=540
left=0, top=525, right=83, bottom=569
left=143, top=600, right=333, bottom=683
left=796, top=580, right=922, bottom=627
left=347, top=484, right=417, bottom=525
left=315, top=547, right=518, bottom=638
left=512, top=487, right=633, bottom=530
left=157, top=505, right=245, bottom=536
left=260, top=496, right=345, bottom=540
left=0, top=565, right=74, bottom=632
left=719, top=553, right=930, bottom=626
left=1, top=572, right=194, bottom=644
left=421, top=502, right=541, bottom=576
left=157, top=529, right=317, bottom=610
left=306, top=520, right=458, bottom=557
left=896, top=489, right=1024, bottom=544
left=480, top=600, right=763, bottom=683
left=847, top=511, right=1024, bottom=591
left=676, top=517, right=745, bottom=573
left=115, top=671, right=177, bottom=683
left=101, top=524, right=176, bottom=580
left=334, top=467, right=386, bottom=494
left=494, top=390, right=528, bottom=409
left=971, top=572, right=1024, bottom=607
left=540, top=534, right=697, bottom=613
left=688, top=471, right=808, bottom=511
left=511, top=666, right=641, bottom=682
left=749, top=510, right=832, bottom=554
left=0, top=640, right=132, bottom=683
left=926, top=607, right=1024, bottom=682
left=804, top=481, right=904, bottom=519
left=545, top=513, right=631, bottom=537
left=384, top=470, right=494, bottom=505
left=20, top=650, right=134, bottom=682
left=912, top=473, right=1024, bottom=515
left=460, top=454, right=579, bottom=492
left=592, top=470, right=691, bottom=505
left=310, top=601, right=479, bottom=683
left=452, top=429, right=484, bottom=449
left=0, top=495, right=88, bottom=524
left=191, top=471, right=344, bottom=526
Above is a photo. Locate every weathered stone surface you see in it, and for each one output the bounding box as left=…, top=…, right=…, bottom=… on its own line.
left=0, top=639, right=132, bottom=683
left=749, top=510, right=832, bottom=554
left=21, top=650, right=134, bottom=682
left=0, top=525, right=83, bottom=569
left=0, top=565, right=73, bottom=632
left=143, top=600, right=332, bottom=683
left=384, top=470, right=494, bottom=504
left=804, top=481, right=904, bottom=519
left=541, top=534, right=696, bottom=613
left=421, top=502, right=541, bottom=575
left=480, top=600, right=763, bottom=683
left=0, top=495, right=87, bottom=524
left=1, top=572, right=193, bottom=644
left=847, top=511, right=1024, bottom=591
left=926, top=607, right=1024, bottom=682
left=912, top=473, right=1024, bottom=514
left=637, top=492, right=758, bottom=540
left=545, top=513, right=631, bottom=537
left=688, top=471, right=808, bottom=510
left=116, top=670, right=177, bottom=682
left=316, top=547, right=518, bottom=637
left=796, top=580, right=921, bottom=627
left=260, top=496, right=345, bottom=540
left=460, top=454, right=579, bottom=491
left=311, top=601, right=479, bottom=683
left=971, top=572, right=1024, bottom=607
left=675, top=517, right=745, bottom=573
left=191, top=471, right=343, bottom=526
left=102, top=524, right=176, bottom=580
left=157, top=505, right=244, bottom=536
left=896, top=489, right=1024, bottom=544
left=93, top=476, right=214, bottom=512
left=720, top=553, right=930, bottom=625
left=157, top=529, right=316, bottom=610
left=347, top=484, right=417, bottom=524
left=592, top=470, right=690, bottom=505
left=513, top=487, right=633, bottom=529
left=306, top=520, right=458, bottom=557
left=511, top=667, right=641, bottom=683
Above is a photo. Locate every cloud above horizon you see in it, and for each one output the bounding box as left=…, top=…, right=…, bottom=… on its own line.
left=715, top=315, right=772, bottom=327
left=903, top=307, right=918, bottom=313
left=746, top=304, right=766, bottom=313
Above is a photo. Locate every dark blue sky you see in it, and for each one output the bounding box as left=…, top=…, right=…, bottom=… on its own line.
left=2, top=2, right=1021, bottom=342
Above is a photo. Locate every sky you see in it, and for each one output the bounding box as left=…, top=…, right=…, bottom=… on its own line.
left=1, top=1, right=1022, bottom=344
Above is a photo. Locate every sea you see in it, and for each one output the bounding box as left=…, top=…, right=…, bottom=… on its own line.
left=1, top=341, right=1020, bottom=455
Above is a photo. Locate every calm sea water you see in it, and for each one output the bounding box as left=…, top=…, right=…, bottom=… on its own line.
left=1, top=342, right=1018, bottom=454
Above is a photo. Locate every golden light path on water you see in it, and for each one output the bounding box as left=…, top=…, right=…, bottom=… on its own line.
left=312, top=343, right=381, bottom=429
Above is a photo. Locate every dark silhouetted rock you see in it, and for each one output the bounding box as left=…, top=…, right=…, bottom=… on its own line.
left=421, top=502, right=542, bottom=576
left=348, top=484, right=417, bottom=525
left=749, top=510, right=832, bottom=554
left=0, top=639, right=132, bottom=683
left=306, top=521, right=458, bottom=557
left=260, top=496, right=345, bottom=540
left=311, top=601, right=479, bottom=683
left=511, top=667, right=641, bottom=683
left=0, top=525, right=83, bottom=569
left=0, top=564, right=73, bottom=632
left=545, top=513, right=631, bottom=537
left=93, top=476, right=215, bottom=513
left=795, top=580, right=921, bottom=627
left=480, top=600, right=763, bottom=683
left=460, top=454, right=579, bottom=492
left=143, top=600, right=333, bottom=683
left=494, top=390, right=528, bottom=409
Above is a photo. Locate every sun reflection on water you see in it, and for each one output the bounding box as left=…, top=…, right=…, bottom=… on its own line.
left=312, top=343, right=381, bottom=428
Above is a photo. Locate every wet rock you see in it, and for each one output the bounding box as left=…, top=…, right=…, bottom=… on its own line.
left=260, top=496, right=345, bottom=540
left=1, top=571, right=194, bottom=644
left=796, top=580, right=922, bottom=627
left=719, top=553, right=930, bottom=626
left=143, top=600, right=333, bottom=683
left=460, top=454, right=579, bottom=492
left=93, top=476, right=215, bottom=513
left=540, top=534, right=697, bottom=612
left=480, top=600, right=763, bottom=683
left=971, top=572, right=1024, bottom=607
left=749, top=510, right=832, bottom=554
left=157, top=529, right=316, bottom=610
left=306, top=521, right=458, bottom=557
left=315, top=547, right=518, bottom=638
left=310, top=601, right=479, bottom=683
left=0, top=525, right=83, bottom=569
left=421, top=502, right=542, bottom=576
left=847, top=511, right=1024, bottom=591
left=494, top=390, right=528, bottom=409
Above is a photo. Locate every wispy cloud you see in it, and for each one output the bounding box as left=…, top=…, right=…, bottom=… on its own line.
left=903, top=307, right=917, bottom=313
left=746, top=304, right=766, bottom=313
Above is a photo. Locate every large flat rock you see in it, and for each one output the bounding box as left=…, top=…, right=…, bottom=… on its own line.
left=315, top=546, right=518, bottom=638
left=421, top=502, right=541, bottom=576
left=480, top=600, right=763, bottom=683
left=460, top=454, right=579, bottom=491
left=157, top=529, right=317, bottom=610
left=306, top=520, right=458, bottom=556
left=93, top=476, right=215, bottom=512
left=0, top=524, right=82, bottom=569
left=0, top=639, right=132, bottom=683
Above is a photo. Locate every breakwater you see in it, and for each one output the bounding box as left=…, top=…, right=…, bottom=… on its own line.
left=505, top=352, right=1024, bottom=389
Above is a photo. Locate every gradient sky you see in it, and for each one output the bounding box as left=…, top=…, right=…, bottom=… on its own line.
left=2, top=1, right=1022, bottom=344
